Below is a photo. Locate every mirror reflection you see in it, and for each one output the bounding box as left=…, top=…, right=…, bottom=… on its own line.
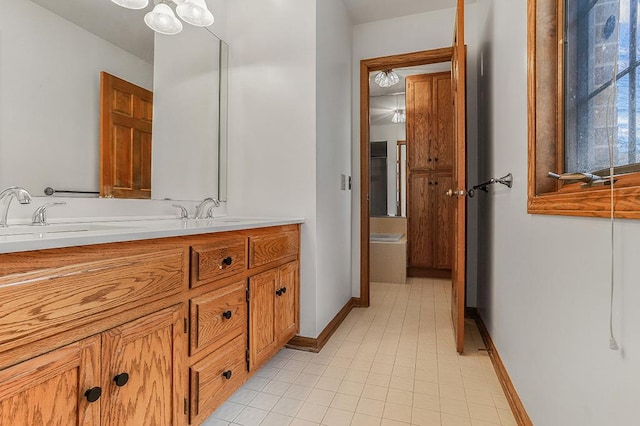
left=0, top=0, right=227, bottom=201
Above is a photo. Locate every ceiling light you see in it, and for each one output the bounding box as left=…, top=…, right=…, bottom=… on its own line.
left=392, top=109, right=406, bottom=124
left=112, top=0, right=215, bottom=35
left=176, top=0, right=215, bottom=27
left=374, top=70, right=400, bottom=88
left=111, top=0, right=150, bottom=10
left=145, top=3, right=183, bottom=35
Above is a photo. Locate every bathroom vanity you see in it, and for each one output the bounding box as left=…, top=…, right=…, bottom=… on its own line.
left=0, top=219, right=301, bottom=425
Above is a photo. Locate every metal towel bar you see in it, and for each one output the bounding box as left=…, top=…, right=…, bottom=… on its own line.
left=44, top=187, right=100, bottom=196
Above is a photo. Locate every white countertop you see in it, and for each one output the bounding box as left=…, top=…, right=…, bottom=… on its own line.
left=0, top=217, right=304, bottom=254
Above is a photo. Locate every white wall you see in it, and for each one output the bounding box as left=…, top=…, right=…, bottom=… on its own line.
left=315, top=0, right=353, bottom=335
left=370, top=123, right=406, bottom=216
left=225, top=0, right=319, bottom=336
left=351, top=5, right=480, bottom=306
left=476, top=1, right=640, bottom=424
left=153, top=26, right=221, bottom=201
left=0, top=0, right=152, bottom=195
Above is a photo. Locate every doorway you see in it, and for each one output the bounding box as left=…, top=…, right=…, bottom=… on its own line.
left=359, top=43, right=467, bottom=352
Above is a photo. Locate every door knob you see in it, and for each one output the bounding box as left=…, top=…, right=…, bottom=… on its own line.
left=446, top=189, right=466, bottom=197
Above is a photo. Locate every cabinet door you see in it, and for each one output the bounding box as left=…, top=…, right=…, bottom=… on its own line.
left=0, top=336, right=101, bottom=426
left=408, top=173, right=436, bottom=268
left=432, top=73, right=454, bottom=169
left=275, top=262, right=299, bottom=345
left=248, top=269, right=277, bottom=371
left=101, top=305, right=186, bottom=426
left=406, top=74, right=434, bottom=170
left=434, top=173, right=454, bottom=269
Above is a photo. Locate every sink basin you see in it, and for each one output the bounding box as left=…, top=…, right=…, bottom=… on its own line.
left=0, top=223, right=133, bottom=237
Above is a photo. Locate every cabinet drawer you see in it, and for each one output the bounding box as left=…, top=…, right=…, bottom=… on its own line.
left=0, top=248, right=185, bottom=353
left=190, top=281, right=247, bottom=356
left=249, top=231, right=299, bottom=269
left=190, top=333, right=247, bottom=424
left=190, top=237, right=247, bottom=288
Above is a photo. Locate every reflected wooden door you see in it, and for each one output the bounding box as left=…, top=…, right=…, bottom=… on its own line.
left=100, top=72, right=153, bottom=199
left=450, top=0, right=467, bottom=354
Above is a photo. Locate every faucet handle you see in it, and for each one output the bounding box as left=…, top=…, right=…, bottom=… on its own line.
left=32, top=202, right=67, bottom=226
left=172, top=204, right=189, bottom=220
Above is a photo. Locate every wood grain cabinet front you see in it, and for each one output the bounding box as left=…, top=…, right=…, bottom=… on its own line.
left=190, top=281, right=247, bottom=356
left=248, top=230, right=299, bottom=269
left=191, top=237, right=247, bottom=289
left=189, top=334, right=247, bottom=425
left=248, top=261, right=300, bottom=371
left=0, top=305, right=187, bottom=426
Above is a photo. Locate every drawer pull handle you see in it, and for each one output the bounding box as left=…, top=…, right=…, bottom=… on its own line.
left=222, top=310, right=232, bottom=320
left=113, top=373, right=129, bottom=387
left=219, top=256, right=233, bottom=269
left=222, top=370, right=232, bottom=380
left=84, top=387, right=102, bottom=403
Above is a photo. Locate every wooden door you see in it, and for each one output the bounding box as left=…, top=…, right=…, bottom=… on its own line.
left=275, top=262, right=299, bottom=345
left=101, top=305, right=186, bottom=426
left=0, top=336, right=101, bottom=426
left=249, top=269, right=277, bottom=371
left=451, top=0, right=468, bottom=354
left=434, top=173, right=454, bottom=269
left=100, top=72, right=153, bottom=199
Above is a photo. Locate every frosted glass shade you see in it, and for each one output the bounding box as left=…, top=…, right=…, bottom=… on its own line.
left=176, top=0, right=215, bottom=27
left=110, top=0, right=149, bottom=10
left=145, top=3, right=183, bottom=35
left=375, top=70, right=400, bottom=88
left=392, top=110, right=406, bottom=123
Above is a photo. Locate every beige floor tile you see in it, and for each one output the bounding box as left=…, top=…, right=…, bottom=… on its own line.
left=272, top=397, right=304, bottom=417
left=386, top=388, right=413, bottom=407
left=413, top=392, right=440, bottom=412
left=344, top=369, right=369, bottom=383
left=383, top=402, right=413, bottom=423
left=389, top=375, right=414, bottom=392
left=321, top=407, right=353, bottom=426
left=440, top=397, right=469, bottom=417
left=329, top=393, right=359, bottom=411
left=414, top=380, right=439, bottom=396
left=306, top=388, right=335, bottom=406
left=283, top=384, right=314, bottom=401
left=380, top=419, right=411, bottom=426
left=441, top=413, right=472, bottom=426
left=497, top=408, right=518, bottom=426
left=315, top=377, right=342, bottom=392
left=367, top=373, right=392, bottom=387
left=351, top=413, right=382, bottom=426
left=260, top=412, right=293, bottom=426
left=467, top=403, right=501, bottom=424
left=296, top=402, right=328, bottom=423
left=289, top=418, right=320, bottom=426
left=337, top=380, right=364, bottom=396
left=322, top=366, right=348, bottom=380
left=412, top=407, right=442, bottom=425
left=356, top=397, right=385, bottom=417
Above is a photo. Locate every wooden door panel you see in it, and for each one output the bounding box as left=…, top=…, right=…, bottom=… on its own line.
left=0, top=336, right=100, bottom=426
left=101, top=305, right=185, bottom=426
left=101, top=72, right=153, bottom=199
left=408, top=173, right=435, bottom=268
left=433, top=73, right=454, bottom=169
left=435, top=173, right=454, bottom=269
left=275, top=262, right=298, bottom=345
left=249, top=270, right=277, bottom=370
left=451, top=0, right=467, bottom=354
left=407, top=75, right=433, bottom=170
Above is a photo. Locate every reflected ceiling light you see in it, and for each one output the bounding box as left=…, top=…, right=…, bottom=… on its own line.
left=176, top=0, right=215, bottom=27
left=144, top=3, right=183, bottom=35
left=110, top=0, right=149, bottom=10
left=112, top=0, right=214, bottom=35
left=391, top=109, right=406, bottom=124
left=374, top=70, right=400, bottom=88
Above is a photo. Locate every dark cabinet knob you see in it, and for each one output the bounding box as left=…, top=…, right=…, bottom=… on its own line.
left=84, top=387, right=102, bottom=403
left=222, top=310, right=232, bottom=320
left=428, top=158, right=432, bottom=162
left=281, top=287, right=287, bottom=294
left=222, top=370, right=232, bottom=380
left=222, top=257, right=233, bottom=266
left=428, top=182, right=433, bottom=185
left=434, top=181, right=439, bottom=185
left=276, top=289, right=282, bottom=296
left=113, top=373, right=129, bottom=387
left=435, top=157, right=439, bottom=162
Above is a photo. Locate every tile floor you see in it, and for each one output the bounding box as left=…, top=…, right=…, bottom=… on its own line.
left=204, top=278, right=517, bottom=426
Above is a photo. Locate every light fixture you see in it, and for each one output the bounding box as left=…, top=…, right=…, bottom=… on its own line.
left=111, top=0, right=149, bottom=9
left=392, top=109, right=406, bottom=124
left=145, top=3, right=183, bottom=35
left=111, top=0, right=214, bottom=35
left=374, top=70, right=400, bottom=88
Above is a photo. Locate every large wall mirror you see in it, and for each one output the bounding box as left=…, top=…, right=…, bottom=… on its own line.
left=0, top=0, right=228, bottom=201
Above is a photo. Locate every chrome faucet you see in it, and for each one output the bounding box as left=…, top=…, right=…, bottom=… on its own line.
left=195, top=197, right=220, bottom=219
left=0, top=186, right=32, bottom=227
left=172, top=204, right=189, bottom=220
left=32, top=202, right=67, bottom=226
